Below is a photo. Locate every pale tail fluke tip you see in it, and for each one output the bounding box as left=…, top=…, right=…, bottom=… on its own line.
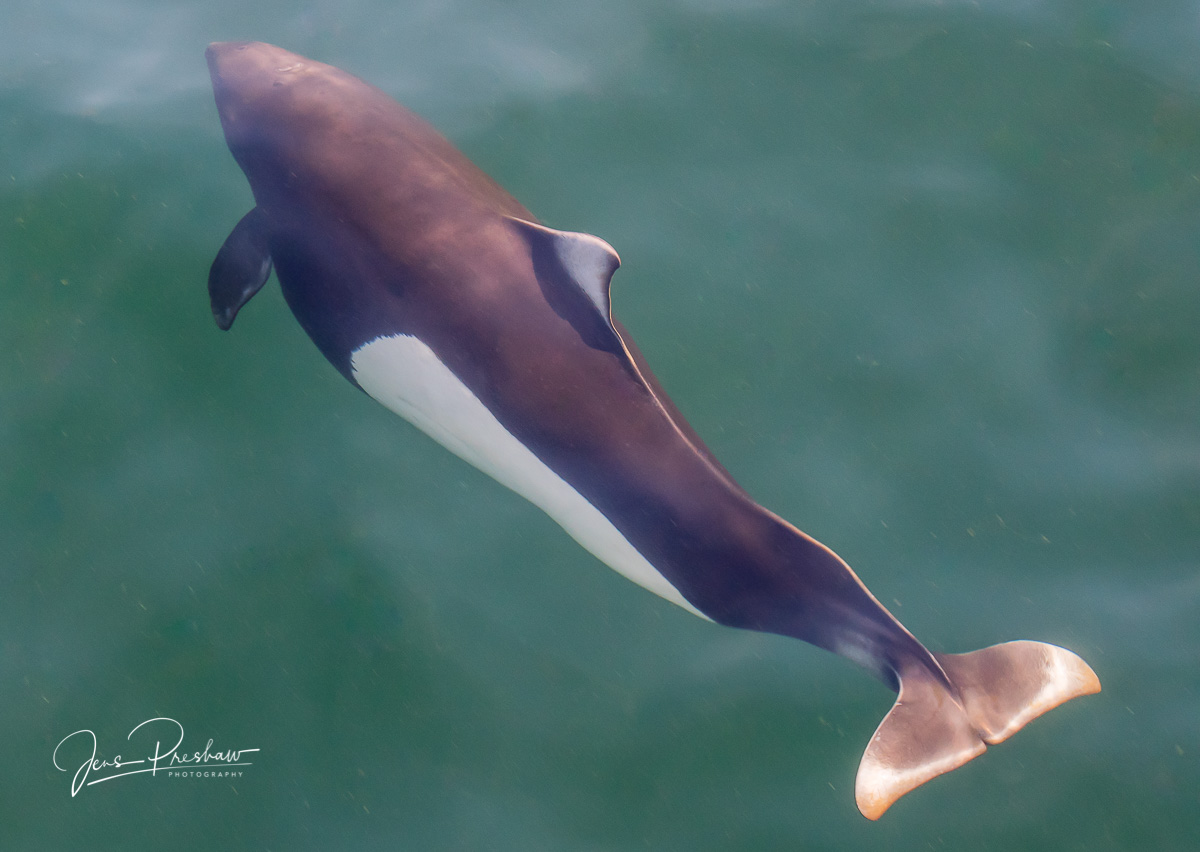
left=854, top=641, right=1100, bottom=820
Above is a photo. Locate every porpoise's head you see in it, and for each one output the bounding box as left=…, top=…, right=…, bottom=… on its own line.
left=206, top=41, right=532, bottom=232
left=206, top=41, right=321, bottom=113
left=205, top=41, right=391, bottom=208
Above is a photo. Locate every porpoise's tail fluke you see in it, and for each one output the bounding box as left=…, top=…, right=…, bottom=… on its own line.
left=854, top=641, right=1100, bottom=820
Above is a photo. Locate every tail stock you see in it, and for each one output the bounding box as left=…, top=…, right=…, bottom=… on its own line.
left=854, top=640, right=1100, bottom=820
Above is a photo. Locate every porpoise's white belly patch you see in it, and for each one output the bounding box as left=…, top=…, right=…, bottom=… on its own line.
left=350, top=333, right=707, bottom=619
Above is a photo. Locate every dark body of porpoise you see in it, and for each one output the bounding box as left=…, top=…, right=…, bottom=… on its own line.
left=205, top=41, right=1099, bottom=819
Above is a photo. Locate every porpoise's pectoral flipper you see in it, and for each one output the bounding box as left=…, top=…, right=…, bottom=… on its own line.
left=855, top=641, right=1100, bottom=819
left=209, top=207, right=273, bottom=330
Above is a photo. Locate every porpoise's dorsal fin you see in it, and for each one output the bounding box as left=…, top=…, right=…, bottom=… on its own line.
left=507, top=216, right=624, bottom=353
left=209, top=207, right=273, bottom=330
left=508, top=215, right=744, bottom=491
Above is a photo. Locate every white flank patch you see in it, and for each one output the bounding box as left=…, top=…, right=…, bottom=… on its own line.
left=351, top=333, right=707, bottom=619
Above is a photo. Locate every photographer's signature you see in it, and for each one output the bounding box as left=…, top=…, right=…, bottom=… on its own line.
left=53, top=717, right=259, bottom=796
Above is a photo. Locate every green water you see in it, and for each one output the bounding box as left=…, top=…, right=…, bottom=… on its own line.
left=3, top=1, right=1197, bottom=849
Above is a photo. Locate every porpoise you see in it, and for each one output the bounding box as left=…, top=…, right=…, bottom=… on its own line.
left=205, top=41, right=1100, bottom=819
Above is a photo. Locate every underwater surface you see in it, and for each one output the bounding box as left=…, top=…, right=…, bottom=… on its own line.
left=3, top=1, right=1197, bottom=849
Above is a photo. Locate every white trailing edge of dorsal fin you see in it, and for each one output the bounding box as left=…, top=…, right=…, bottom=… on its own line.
left=506, top=217, right=621, bottom=323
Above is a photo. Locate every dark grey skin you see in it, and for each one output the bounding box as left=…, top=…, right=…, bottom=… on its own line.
left=206, top=42, right=1099, bottom=819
